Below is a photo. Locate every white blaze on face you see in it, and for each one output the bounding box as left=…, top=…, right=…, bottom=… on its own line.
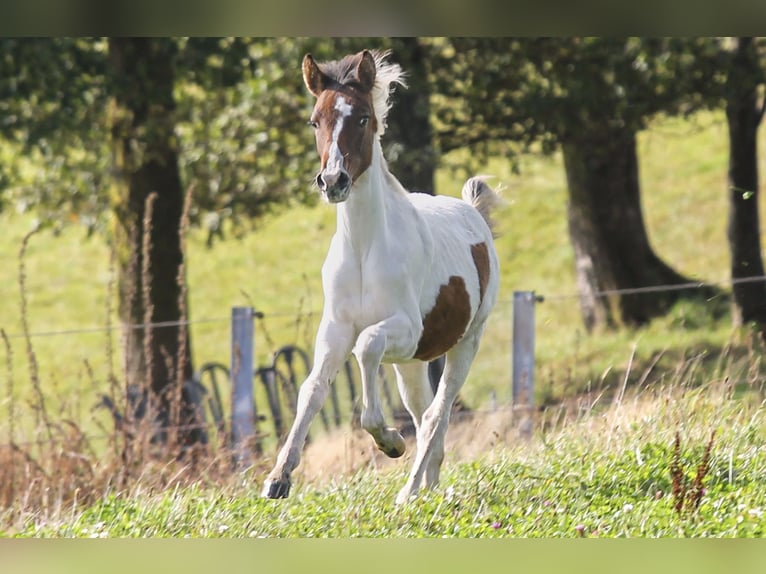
left=325, top=95, right=353, bottom=177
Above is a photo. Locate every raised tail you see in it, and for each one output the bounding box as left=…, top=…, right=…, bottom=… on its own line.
left=461, top=175, right=503, bottom=236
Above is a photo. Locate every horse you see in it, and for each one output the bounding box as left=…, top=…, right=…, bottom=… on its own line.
left=261, top=49, right=500, bottom=505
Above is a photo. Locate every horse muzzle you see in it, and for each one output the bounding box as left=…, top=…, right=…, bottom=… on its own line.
left=317, top=169, right=351, bottom=203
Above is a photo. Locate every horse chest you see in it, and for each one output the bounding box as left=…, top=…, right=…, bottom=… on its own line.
left=324, top=246, right=414, bottom=320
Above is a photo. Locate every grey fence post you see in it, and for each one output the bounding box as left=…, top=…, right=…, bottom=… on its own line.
left=231, top=306, right=255, bottom=469
left=512, top=291, right=540, bottom=434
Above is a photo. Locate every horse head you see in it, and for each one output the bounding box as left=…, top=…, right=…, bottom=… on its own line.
left=302, top=50, right=381, bottom=203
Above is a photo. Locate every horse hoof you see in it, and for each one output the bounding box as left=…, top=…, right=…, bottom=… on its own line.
left=262, top=479, right=291, bottom=499
left=378, top=430, right=406, bottom=458
left=395, top=488, right=415, bottom=505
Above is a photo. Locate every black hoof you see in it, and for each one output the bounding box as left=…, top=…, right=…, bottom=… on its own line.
left=383, top=445, right=404, bottom=458
left=262, top=480, right=291, bottom=499
left=378, top=440, right=405, bottom=459
left=376, top=429, right=406, bottom=459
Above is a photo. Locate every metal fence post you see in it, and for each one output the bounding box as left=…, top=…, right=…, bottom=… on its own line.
left=231, top=306, right=255, bottom=469
left=512, top=291, right=540, bottom=434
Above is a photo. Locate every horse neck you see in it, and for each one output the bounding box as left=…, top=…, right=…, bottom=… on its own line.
left=336, top=140, right=400, bottom=253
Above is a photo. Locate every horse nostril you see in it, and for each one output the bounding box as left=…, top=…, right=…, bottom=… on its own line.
left=337, top=171, right=350, bottom=189
left=316, top=173, right=326, bottom=190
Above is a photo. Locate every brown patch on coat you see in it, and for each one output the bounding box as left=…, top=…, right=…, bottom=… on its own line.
left=414, top=276, right=471, bottom=362
left=471, top=242, right=490, bottom=305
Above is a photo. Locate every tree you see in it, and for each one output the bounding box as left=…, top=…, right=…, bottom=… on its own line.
left=0, top=38, right=110, bottom=228
left=107, top=38, right=197, bottom=444
left=383, top=38, right=436, bottom=195
left=724, top=37, right=766, bottom=336
left=428, top=37, right=720, bottom=330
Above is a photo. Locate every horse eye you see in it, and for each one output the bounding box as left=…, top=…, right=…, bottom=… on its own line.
left=359, top=116, right=369, bottom=127
left=307, top=120, right=318, bottom=129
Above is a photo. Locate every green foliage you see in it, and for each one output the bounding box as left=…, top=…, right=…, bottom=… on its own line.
left=0, top=38, right=110, bottom=231
left=1, top=37, right=735, bottom=236
left=427, top=37, right=727, bottom=169
left=174, top=38, right=320, bottom=240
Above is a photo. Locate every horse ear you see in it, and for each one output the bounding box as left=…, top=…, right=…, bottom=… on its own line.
left=303, top=53, right=328, bottom=97
left=355, top=50, right=377, bottom=93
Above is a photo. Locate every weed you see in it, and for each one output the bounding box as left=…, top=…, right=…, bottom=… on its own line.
left=671, top=430, right=717, bottom=517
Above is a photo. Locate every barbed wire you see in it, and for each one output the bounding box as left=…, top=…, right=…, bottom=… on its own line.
left=2, top=274, right=763, bottom=454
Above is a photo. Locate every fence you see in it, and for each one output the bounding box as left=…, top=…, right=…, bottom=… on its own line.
left=176, top=294, right=540, bottom=465
left=3, top=273, right=765, bottom=469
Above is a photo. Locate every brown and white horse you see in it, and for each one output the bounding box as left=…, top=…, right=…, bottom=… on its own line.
left=262, top=49, right=500, bottom=504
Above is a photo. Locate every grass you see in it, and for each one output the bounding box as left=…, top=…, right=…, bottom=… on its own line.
left=4, top=361, right=766, bottom=537
left=2, top=109, right=766, bottom=536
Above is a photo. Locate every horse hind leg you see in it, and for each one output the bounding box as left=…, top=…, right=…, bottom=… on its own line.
left=393, top=359, right=433, bottom=436
left=394, top=360, right=448, bottom=491
left=395, top=331, right=481, bottom=505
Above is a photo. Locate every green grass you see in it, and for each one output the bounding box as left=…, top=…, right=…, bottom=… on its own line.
left=5, top=372, right=766, bottom=537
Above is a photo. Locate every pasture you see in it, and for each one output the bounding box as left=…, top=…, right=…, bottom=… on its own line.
left=2, top=109, right=766, bottom=536
left=7, top=371, right=766, bottom=537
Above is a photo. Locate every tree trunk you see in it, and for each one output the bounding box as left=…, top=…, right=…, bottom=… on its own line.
left=562, top=125, right=696, bottom=331
left=384, top=38, right=437, bottom=195
left=107, top=38, right=201, bottom=447
left=725, top=37, right=766, bottom=335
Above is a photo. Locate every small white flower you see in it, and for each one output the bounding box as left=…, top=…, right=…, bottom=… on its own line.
left=623, top=503, right=634, bottom=512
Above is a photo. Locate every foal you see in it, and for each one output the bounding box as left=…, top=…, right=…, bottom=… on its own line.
left=262, top=49, right=500, bottom=505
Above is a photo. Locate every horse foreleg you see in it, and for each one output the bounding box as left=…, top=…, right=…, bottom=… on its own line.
left=353, top=315, right=419, bottom=458
left=262, top=319, right=353, bottom=499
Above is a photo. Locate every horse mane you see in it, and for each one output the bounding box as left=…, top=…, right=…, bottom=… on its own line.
left=318, top=49, right=407, bottom=137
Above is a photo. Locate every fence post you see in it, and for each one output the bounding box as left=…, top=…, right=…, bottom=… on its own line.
left=512, top=291, right=540, bottom=434
left=230, top=306, right=255, bottom=469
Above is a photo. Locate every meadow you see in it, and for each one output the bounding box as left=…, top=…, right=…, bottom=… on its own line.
left=1, top=110, right=766, bottom=536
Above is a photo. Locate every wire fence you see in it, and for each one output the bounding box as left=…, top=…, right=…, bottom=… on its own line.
left=1, top=272, right=764, bottom=459
left=4, top=271, right=765, bottom=341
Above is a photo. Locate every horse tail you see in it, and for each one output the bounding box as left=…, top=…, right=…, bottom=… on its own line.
left=461, top=175, right=503, bottom=237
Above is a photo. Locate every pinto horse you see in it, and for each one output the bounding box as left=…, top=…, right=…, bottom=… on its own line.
left=262, top=49, right=500, bottom=505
